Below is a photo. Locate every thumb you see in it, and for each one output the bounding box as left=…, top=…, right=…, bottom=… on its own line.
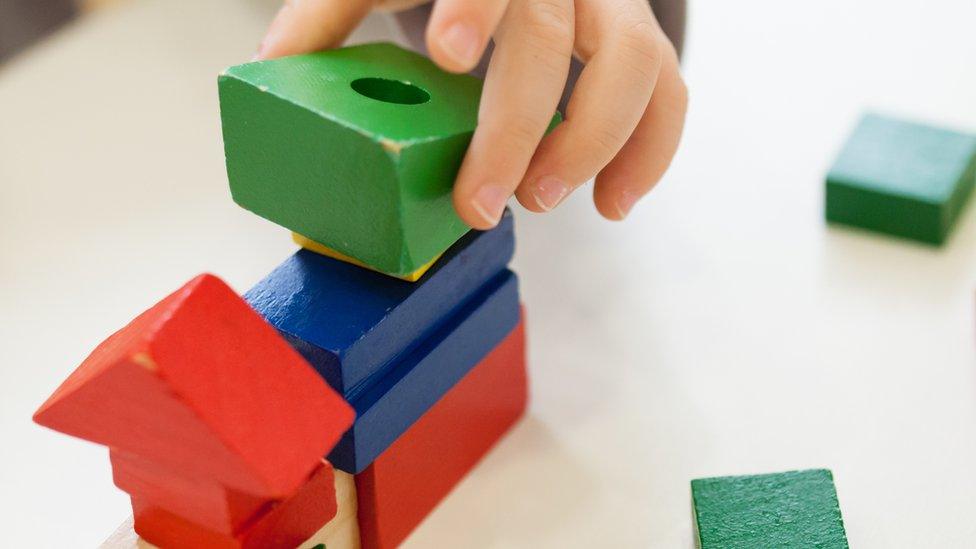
left=257, top=0, right=376, bottom=60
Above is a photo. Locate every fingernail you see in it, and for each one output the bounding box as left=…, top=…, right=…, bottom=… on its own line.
left=615, top=190, right=640, bottom=219
left=530, top=176, right=570, bottom=211
left=471, top=185, right=509, bottom=227
left=439, top=22, right=481, bottom=68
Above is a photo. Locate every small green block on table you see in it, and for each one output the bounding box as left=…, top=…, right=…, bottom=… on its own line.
left=219, top=43, right=482, bottom=277
left=825, top=113, right=976, bottom=245
left=691, top=469, right=849, bottom=549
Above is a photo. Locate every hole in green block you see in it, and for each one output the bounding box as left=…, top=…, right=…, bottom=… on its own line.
left=350, top=77, right=430, bottom=105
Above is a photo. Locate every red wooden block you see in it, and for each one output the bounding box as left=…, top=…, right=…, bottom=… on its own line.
left=33, top=274, right=354, bottom=497
left=133, top=460, right=338, bottom=549
left=356, top=316, right=529, bottom=549
left=110, top=450, right=269, bottom=534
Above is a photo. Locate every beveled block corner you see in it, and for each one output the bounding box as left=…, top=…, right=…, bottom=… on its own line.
left=218, top=42, right=483, bottom=276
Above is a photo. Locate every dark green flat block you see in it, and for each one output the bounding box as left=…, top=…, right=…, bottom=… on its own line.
left=826, top=113, right=976, bottom=245
left=218, top=42, right=482, bottom=276
left=691, top=469, right=849, bottom=549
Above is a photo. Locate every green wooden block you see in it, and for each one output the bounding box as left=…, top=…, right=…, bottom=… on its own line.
left=826, top=113, right=976, bottom=245
left=691, top=469, right=849, bottom=549
left=218, top=43, right=482, bottom=276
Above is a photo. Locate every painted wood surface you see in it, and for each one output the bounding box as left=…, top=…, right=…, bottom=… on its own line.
left=132, top=461, right=337, bottom=549
left=218, top=42, right=483, bottom=276
left=110, top=450, right=268, bottom=535
left=357, top=317, right=528, bottom=549
left=826, top=113, right=976, bottom=244
left=245, top=209, right=514, bottom=397
left=692, top=469, right=849, bottom=549
left=33, top=274, right=354, bottom=497
left=330, top=270, right=520, bottom=474
left=291, top=231, right=441, bottom=282
left=102, top=469, right=360, bottom=549
left=299, top=470, right=361, bottom=549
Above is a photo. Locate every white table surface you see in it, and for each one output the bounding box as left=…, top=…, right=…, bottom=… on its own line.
left=2, top=0, right=975, bottom=547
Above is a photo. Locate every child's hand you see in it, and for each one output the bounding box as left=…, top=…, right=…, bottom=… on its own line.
left=257, top=0, right=687, bottom=229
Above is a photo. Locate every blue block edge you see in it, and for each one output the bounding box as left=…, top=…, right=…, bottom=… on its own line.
left=328, top=269, right=520, bottom=473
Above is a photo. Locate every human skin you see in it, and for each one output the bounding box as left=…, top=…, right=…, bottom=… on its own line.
left=256, top=0, right=688, bottom=229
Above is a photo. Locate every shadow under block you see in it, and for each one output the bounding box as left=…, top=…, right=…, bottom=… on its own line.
left=826, top=113, right=976, bottom=244
left=245, top=209, right=515, bottom=398
left=110, top=450, right=269, bottom=535
left=292, top=232, right=441, bottom=282
left=691, top=469, right=849, bottom=549
left=299, top=470, right=361, bottom=549
left=33, top=274, right=354, bottom=498
left=133, top=461, right=338, bottom=549
left=330, top=270, right=520, bottom=474
left=218, top=42, right=482, bottom=277
left=356, top=317, right=528, bottom=549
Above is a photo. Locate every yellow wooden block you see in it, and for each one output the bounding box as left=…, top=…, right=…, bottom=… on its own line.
left=292, top=232, right=440, bottom=282
left=101, top=470, right=360, bottom=549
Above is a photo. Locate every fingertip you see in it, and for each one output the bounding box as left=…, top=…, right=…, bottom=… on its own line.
left=257, top=0, right=373, bottom=61
left=594, top=182, right=642, bottom=221
left=515, top=175, right=571, bottom=213
left=454, top=182, right=508, bottom=230
left=614, top=189, right=640, bottom=219
left=514, top=188, right=546, bottom=213
left=426, top=21, right=486, bottom=73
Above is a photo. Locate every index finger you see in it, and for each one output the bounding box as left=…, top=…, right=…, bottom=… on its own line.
left=425, top=0, right=510, bottom=73
left=257, top=0, right=375, bottom=60
left=451, top=0, right=575, bottom=229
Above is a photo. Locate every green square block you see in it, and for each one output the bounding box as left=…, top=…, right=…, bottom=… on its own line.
left=826, top=113, right=976, bottom=245
left=691, top=469, right=849, bottom=549
left=218, top=43, right=483, bottom=276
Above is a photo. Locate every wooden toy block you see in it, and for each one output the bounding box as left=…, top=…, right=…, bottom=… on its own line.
left=329, top=270, right=520, bottom=474
left=102, top=471, right=360, bottom=549
left=356, top=316, right=528, bottom=549
left=291, top=233, right=441, bottom=282
left=33, top=274, right=354, bottom=497
left=245, top=209, right=515, bottom=397
left=826, top=113, right=976, bottom=244
left=110, top=450, right=269, bottom=534
left=299, top=470, right=361, bottom=549
left=691, top=469, right=849, bottom=549
left=218, top=42, right=481, bottom=277
left=291, top=232, right=441, bottom=282
left=133, top=460, right=338, bottom=549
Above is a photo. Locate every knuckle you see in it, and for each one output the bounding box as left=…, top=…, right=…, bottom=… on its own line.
left=619, top=25, right=662, bottom=79
left=590, top=125, right=627, bottom=158
left=505, top=110, right=546, bottom=146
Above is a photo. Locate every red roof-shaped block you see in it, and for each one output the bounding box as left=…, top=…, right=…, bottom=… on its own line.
left=34, top=274, right=354, bottom=497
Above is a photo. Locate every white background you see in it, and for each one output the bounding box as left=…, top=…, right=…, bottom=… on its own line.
left=2, top=0, right=975, bottom=547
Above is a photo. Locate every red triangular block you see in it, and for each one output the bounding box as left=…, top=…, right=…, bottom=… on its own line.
left=34, top=274, right=354, bottom=497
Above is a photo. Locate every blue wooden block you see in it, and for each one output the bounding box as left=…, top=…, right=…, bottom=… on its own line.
left=328, top=270, right=520, bottom=474
left=244, top=209, right=515, bottom=398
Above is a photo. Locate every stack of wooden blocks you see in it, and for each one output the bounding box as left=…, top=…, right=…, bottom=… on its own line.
left=34, top=42, right=533, bottom=549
